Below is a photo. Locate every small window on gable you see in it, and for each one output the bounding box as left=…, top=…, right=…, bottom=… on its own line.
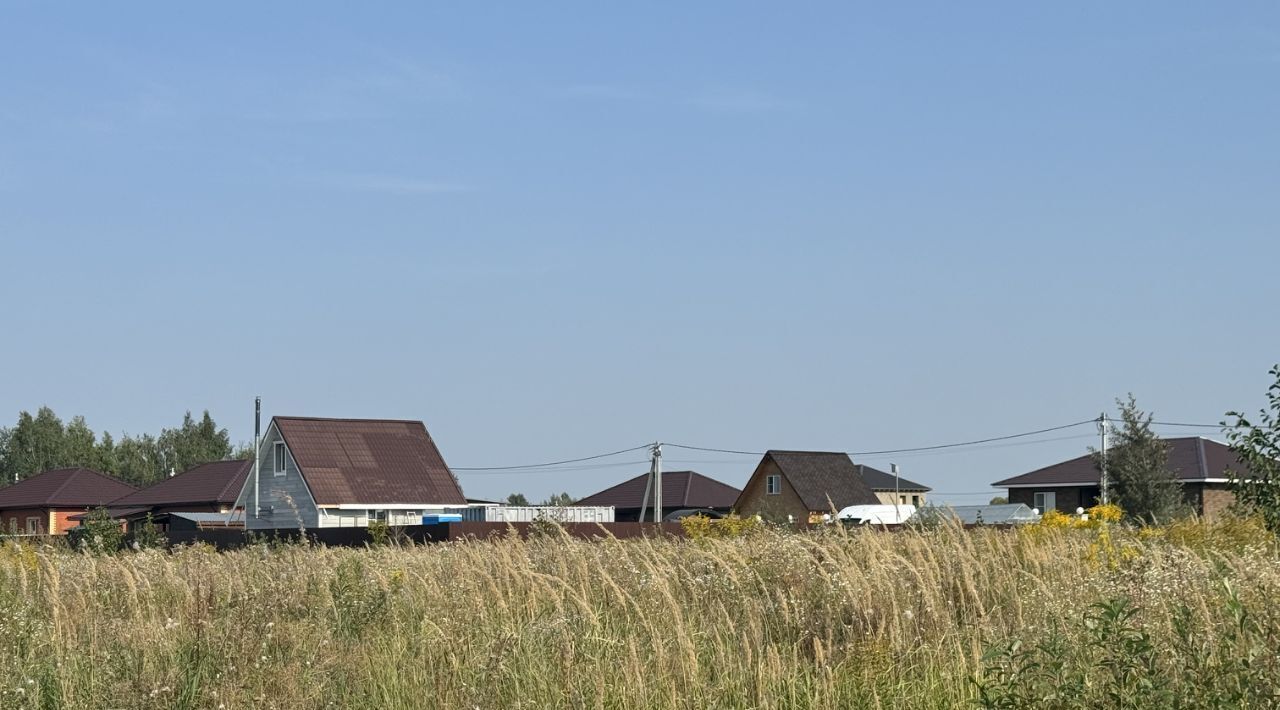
left=274, top=441, right=287, bottom=476
left=766, top=474, right=781, bottom=495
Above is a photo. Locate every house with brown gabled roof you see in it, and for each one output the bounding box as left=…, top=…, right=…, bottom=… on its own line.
left=991, top=437, right=1252, bottom=521
left=734, top=451, right=880, bottom=525
left=575, top=470, right=741, bottom=521
left=86, top=459, right=253, bottom=530
left=0, top=468, right=137, bottom=535
left=239, top=416, right=467, bottom=530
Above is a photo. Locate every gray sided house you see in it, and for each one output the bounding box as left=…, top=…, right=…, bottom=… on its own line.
left=242, top=416, right=467, bottom=530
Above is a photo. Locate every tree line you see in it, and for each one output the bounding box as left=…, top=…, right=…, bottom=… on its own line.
left=0, top=407, right=249, bottom=489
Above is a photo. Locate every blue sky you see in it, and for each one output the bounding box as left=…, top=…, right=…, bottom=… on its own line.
left=2, top=3, right=1278, bottom=503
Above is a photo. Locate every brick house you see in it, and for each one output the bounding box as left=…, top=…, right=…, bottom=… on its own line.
left=992, top=437, right=1249, bottom=520
left=735, top=450, right=880, bottom=524
left=0, top=468, right=137, bottom=535
left=575, top=470, right=741, bottom=521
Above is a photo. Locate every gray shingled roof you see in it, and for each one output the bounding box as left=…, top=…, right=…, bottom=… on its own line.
left=766, top=450, right=880, bottom=511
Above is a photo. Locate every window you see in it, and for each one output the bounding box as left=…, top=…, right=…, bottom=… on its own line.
left=900, top=495, right=907, bottom=505
left=912, top=495, right=921, bottom=507
left=1033, top=491, right=1056, bottom=513
left=25, top=517, right=39, bottom=535
left=274, top=442, right=287, bottom=476
left=766, top=474, right=781, bottom=495
left=367, top=510, right=388, bottom=525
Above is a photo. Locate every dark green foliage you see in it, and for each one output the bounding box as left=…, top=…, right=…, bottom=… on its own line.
left=1091, top=395, right=1186, bottom=524
left=541, top=491, right=576, bottom=506
left=127, top=513, right=166, bottom=550
left=1225, top=365, right=1280, bottom=534
left=0, top=407, right=233, bottom=488
left=504, top=493, right=530, bottom=506
left=989, top=496, right=1008, bottom=505
left=975, top=589, right=1280, bottom=709
left=67, top=507, right=125, bottom=554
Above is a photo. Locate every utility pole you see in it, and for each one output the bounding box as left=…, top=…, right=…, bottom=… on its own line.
left=1098, top=412, right=1108, bottom=506
left=891, top=463, right=901, bottom=521
left=651, top=442, right=663, bottom=523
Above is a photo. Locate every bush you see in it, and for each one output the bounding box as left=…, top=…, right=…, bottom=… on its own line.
left=66, top=507, right=124, bottom=554
left=680, top=513, right=760, bottom=539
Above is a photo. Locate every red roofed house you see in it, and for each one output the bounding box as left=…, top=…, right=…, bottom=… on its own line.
left=992, top=437, right=1251, bottom=520
left=575, top=470, right=741, bottom=521
left=91, top=459, right=252, bottom=530
left=240, top=416, right=468, bottom=530
left=0, top=468, right=137, bottom=535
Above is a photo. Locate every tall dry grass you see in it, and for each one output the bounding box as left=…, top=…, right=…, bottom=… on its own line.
left=0, top=523, right=1276, bottom=708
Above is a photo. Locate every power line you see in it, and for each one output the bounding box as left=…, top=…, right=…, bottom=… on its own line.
left=665, top=418, right=1098, bottom=459
left=452, top=443, right=652, bottom=471
left=457, top=460, right=649, bottom=476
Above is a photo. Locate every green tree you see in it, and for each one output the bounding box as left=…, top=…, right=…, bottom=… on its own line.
left=157, top=410, right=232, bottom=475
left=63, top=415, right=98, bottom=468
left=989, top=496, right=1008, bottom=505
left=113, top=434, right=164, bottom=487
left=1092, top=395, right=1186, bottom=524
left=541, top=492, right=576, bottom=506
left=1225, top=365, right=1280, bottom=534
left=2, top=407, right=68, bottom=482
left=505, top=493, right=530, bottom=506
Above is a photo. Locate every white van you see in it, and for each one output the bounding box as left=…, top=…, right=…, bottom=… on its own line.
left=835, top=504, right=917, bottom=525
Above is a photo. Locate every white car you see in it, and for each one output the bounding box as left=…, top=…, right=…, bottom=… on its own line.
left=835, top=504, right=917, bottom=525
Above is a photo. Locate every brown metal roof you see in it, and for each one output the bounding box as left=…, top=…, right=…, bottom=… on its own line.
left=758, top=450, right=881, bottom=511
left=575, top=470, right=741, bottom=510
left=0, top=468, right=137, bottom=509
left=275, top=417, right=466, bottom=506
left=992, top=437, right=1253, bottom=487
left=109, top=459, right=251, bottom=508
left=855, top=464, right=931, bottom=492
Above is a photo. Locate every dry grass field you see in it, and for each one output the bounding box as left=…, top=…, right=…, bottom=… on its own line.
left=0, top=521, right=1277, bottom=709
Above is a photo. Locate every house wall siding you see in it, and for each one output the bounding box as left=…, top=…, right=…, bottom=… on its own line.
left=248, top=425, right=320, bottom=530
left=1008, top=487, right=1102, bottom=513
left=873, top=490, right=927, bottom=506
left=736, top=459, right=811, bottom=523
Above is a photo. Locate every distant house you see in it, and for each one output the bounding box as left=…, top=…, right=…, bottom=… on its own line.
left=575, top=470, right=741, bottom=522
left=991, top=437, right=1250, bottom=520
left=735, top=451, right=880, bottom=524
left=0, top=468, right=137, bottom=535
left=855, top=464, right=931, bottom=507
left=241, top=416, right=467, bottom=529
left=90, top=459, right=252, bottom=531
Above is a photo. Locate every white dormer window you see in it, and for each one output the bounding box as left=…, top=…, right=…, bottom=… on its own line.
left=274, top=441, right=287, bottom=476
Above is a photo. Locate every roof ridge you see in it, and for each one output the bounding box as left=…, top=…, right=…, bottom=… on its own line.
left=767, top=449, right=849, bottom=456
left=274, top=415, right=426, bottom=424
left=216, top=459, right=254, bottom=500
left=46, top=468, right=85, bottom=503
